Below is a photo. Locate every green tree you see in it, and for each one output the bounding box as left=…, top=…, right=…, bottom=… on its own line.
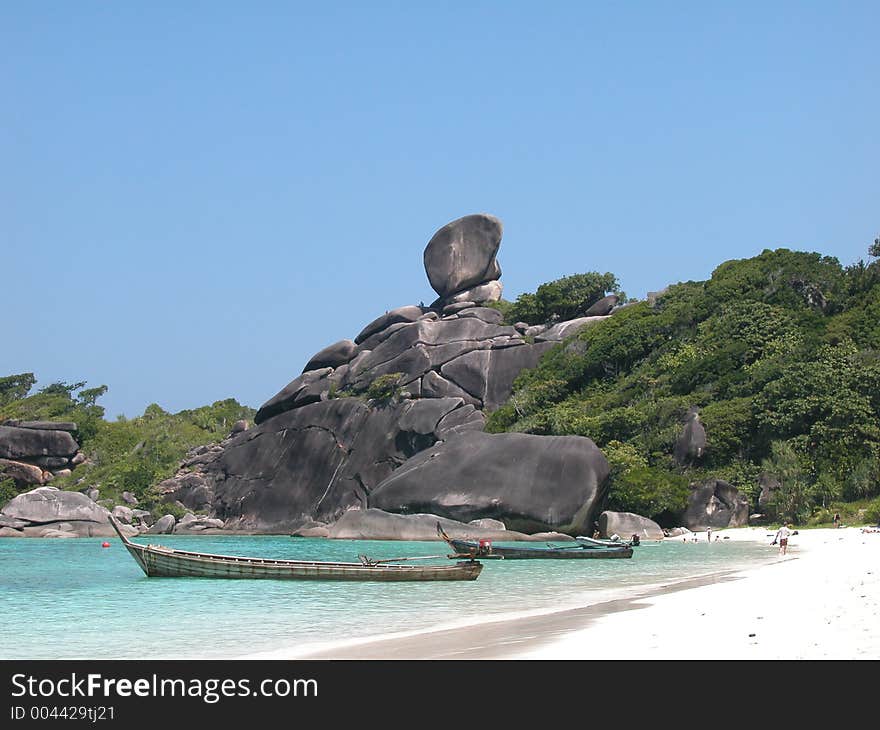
left=506, top=272, right=621, bottom=325
left=761, top=441, right=814, bottom=523
left=0, top=373, right=35, bottom=406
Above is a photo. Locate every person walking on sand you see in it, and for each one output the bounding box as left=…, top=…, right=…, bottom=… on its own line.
left=773, top=523, right=793, bottom=555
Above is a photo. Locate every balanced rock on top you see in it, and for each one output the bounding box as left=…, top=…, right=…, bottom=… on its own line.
left=423, top=214, right=502, bottom=301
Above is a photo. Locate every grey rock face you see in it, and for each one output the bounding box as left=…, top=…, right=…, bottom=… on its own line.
left=442, top=301, right=477, bottom=315
left=597, top=511, right=664, bottom=540
left=420, top=371, right=480, bottom=406
left=2, top=420, right=77, bottom=432
left=0, top=458, right=46, bottom=485
left=302, top=339, right=358, bottom=373
left=437, top=280, right=503, bottom=307
left=423, top=214, right=503, bottom=299
left=255, top=367, right=333, bottom=425
left=111, top=505, right=133, bottom=524
left=370, top=431, right=610, bottom=535
left=584, top=294, right=620, bottom=317
left=457, top=307, right=504, bottom=325
left=535, top=316, right=609, bottom=342
left=230, top=420, right=249, bottom=434
left=355, top=306, right=424, bottom=345
left=439, top=341, right=555, bottom=411
left=34, top=456, right=71, bottom=469
left=167, top=397, right=480, bottom=532
left=468, top=517, right=506, bottom=530
left=0, top=425, right=79, bottom=460
left=673, top=407, right=707, bottom=466
left=147, top=515, right=176, bottom=534
left=757, top=473, right=780, bottom=510
left=121, top=491, right=138, bottom=506
left=325, top=508, right=562, bottom=541
left=343, top=317, right=519, bottom=392
left=682, top=479, right=750, bottom=529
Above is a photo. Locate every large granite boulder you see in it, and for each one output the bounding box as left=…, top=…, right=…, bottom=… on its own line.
left=302, top=339, right=358, bottom=373
left=355, top=305, right=424, bottom=345
left=147, top=514, right=176, bottom=534
left=1, top=487, right=110, bottom=524
left=2, top=420, right=77, bottom=432
left=682, top=479, right=749, bottom=529
left=584, top=294, right=620, bottom=316
left=757, top=473, right=779, bottom=511
left=165, top=397, right=484, bottom=532
left=673, top=407, right=707, bottom=466
left=323, top=508, right=572, bottom=541
left=0, top=425, right=79, bottom=460
left=254, top=367, right=334, bottom=424
left=0, top=486, right=131, bottom=537
left=597, top=511, right=665, bottom=540
left=437, top=280, right=503, bottom=307
left=370, top=431, right=610, bottom=535
left=535, top=316, right=609, bottom=342
left=423, top=214, right=502, bottom=299
left=0, top=458, right=46, bottom=485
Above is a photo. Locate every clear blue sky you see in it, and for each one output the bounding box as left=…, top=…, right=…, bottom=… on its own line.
left=3, top=2, right=878, bottom=418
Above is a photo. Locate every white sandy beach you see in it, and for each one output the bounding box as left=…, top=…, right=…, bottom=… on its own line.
left=248, top=526, right=880, bottom=660
left=520, top=526, right=880, bottom=660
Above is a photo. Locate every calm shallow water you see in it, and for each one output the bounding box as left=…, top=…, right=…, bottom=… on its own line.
left=1, top=535, right=777, bottom=659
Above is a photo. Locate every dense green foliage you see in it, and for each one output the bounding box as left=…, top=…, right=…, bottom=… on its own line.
left=0, top=378, right=253, bottom=514
left=500, top=272, right=624, bottom=325
left=487, top=248, right=880, bottom=525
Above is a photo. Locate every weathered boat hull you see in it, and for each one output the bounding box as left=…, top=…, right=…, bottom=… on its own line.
left=110, top=518, right=482, bottom=582
left=445, top=538, right=633, bottom=560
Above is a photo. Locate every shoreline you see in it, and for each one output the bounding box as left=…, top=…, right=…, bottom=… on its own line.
left=243, top=526, right=880, bottom=660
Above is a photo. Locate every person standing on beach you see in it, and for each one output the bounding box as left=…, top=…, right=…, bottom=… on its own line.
left=773, top=523, right=793, bottom=555
left=833, top=512, right=841, bottom=529
left=707, top=526, right=712, bottom=542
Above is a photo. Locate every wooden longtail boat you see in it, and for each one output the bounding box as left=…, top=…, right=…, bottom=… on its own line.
left=576, top=535, right=660, bottom=547
left=437, top=524, right=633, bottom=560
left=109, top=516, right=483, bottom=582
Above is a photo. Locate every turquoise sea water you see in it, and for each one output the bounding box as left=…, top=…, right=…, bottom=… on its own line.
left=1, top=535, right=777, bottom=659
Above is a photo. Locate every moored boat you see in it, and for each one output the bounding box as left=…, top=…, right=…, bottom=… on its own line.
left=109, top=516, right=483, bottom=582
left=437, top=524, right=633, bottom=560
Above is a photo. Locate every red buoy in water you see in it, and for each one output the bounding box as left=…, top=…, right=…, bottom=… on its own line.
left=101, top=542, right=110, bottom=548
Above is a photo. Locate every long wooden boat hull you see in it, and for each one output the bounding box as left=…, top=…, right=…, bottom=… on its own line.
left=445, top=538, right=633, bottom=560
left=110, top=518, right=482, bottom=582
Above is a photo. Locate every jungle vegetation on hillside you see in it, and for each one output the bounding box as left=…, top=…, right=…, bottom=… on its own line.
left=487, top=246, right=880, bottom=526
left=0, top=377, right=253, bottom=514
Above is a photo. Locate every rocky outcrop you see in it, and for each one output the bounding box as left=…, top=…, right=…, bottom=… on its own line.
left=303, top=339, right=358, bottom=373
left=584, top=294, right=620, bottom=317
left=370, top=431, right=610, bottom=535
left=147, top=514, right=176, bottom=534
left=681, top=479, right=749, bottom=529
left=0, top=421, right=87, bottom=488
left=597, top=511, right=664, bottom=540
left=355, top=306, right=425, bottom=345
left=0, top=486, right=137, bottom=537
left=161, top=397, right=486, bottom=532
left=140, top=212, right=629, bottom=537
left=0, top=424, right=79, bottom=460
left=535, top=316, right=609, bottom=342
left=319, top=508, right=574, bottom=541
left=423, top=214, right=502, bottom=302
left=673, top=407, right=706, bottom=466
